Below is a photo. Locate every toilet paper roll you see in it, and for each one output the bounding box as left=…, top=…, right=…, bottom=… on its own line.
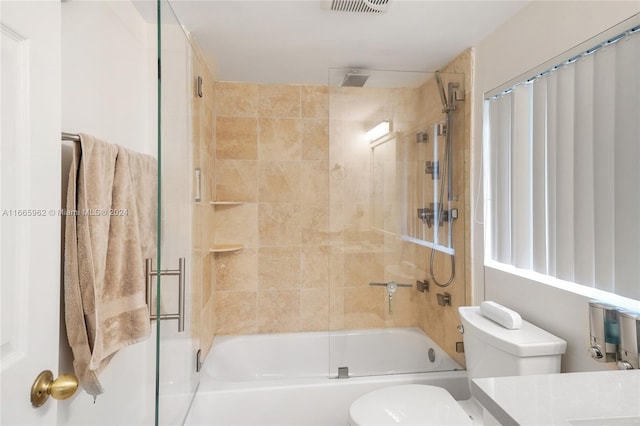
left=480, top=301, right=523, bottom=329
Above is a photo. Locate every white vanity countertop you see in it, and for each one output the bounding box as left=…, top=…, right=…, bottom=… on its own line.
left=471, top=370, right=640, bottom=425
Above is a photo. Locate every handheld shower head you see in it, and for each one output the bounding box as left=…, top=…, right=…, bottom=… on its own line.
left=435, top=71, right=448, bottom=111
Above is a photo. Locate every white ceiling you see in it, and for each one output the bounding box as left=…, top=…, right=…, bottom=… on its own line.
left=136, top=0, right=529, bottom=85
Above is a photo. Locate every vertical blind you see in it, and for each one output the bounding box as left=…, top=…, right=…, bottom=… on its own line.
left=485, top=24, right=640, bottom=300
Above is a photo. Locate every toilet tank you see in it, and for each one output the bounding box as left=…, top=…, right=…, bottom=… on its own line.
left=459, top=306, right=567, bottom=381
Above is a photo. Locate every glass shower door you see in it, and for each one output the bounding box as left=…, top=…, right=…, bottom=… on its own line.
left=155, top=1, right=200, bottom=424
left=328, top=69, right=466, bottom=378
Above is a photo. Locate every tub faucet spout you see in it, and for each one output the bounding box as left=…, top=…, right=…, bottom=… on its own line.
left=369, top=281, right=413, bottom=314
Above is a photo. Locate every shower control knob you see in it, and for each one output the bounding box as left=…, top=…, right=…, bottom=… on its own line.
left=456, top=325, right=464, bottom=334
left=587, top=346, right=603, bottom=359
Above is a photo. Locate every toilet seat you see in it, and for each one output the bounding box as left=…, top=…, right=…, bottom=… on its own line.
left=349, top=384, right=472, bottom=425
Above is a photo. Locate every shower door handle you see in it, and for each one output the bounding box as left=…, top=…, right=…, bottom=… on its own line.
left=145, top=257, right=186, bottom=332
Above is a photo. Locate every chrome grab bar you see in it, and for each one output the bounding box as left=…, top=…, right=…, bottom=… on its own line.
left=145, top=258, right=186, bottom=332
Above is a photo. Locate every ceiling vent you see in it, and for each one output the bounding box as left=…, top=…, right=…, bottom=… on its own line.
left=327, top=0, right=391, bottom=13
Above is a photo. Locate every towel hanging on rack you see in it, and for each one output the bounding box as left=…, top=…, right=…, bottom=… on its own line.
left=63, top=133, right=157, bottom=396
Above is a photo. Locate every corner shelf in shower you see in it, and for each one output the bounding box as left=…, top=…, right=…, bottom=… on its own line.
left=209, top=244, right=243, bottom=254
left=208, top=202, right=245, bottom=253
left=210, top=201, right=244, bottom=206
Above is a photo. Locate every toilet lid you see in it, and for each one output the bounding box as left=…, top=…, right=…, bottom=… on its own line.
left=349, top=385, right=472, bottom=426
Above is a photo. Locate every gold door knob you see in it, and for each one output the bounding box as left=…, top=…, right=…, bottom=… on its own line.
left=30, top=370, right=79, bottom=407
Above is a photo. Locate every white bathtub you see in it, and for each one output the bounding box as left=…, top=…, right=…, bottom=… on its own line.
left=185, top=327, right=469, bottom=426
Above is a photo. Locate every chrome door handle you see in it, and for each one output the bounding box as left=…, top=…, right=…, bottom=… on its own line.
left=145, top=257, right=186, bottom=332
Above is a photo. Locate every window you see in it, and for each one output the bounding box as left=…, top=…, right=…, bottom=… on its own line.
left=484, top=21, right=640, bottom=300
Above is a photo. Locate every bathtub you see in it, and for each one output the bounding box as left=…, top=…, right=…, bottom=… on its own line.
left=184, top=327, right=469, bottom=426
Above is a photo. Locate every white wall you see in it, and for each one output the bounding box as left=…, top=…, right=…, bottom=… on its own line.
left=59, top=2, right=156, bottom=424
left=472, top=2, right=640, bottom=372
left=61, top=1, right=153, bottom=155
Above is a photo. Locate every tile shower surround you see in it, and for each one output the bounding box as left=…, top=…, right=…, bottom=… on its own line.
left=205, top=49, right=471, bottom=365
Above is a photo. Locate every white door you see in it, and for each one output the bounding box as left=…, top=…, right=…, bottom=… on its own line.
left=1, top=1, right=62, bottom=424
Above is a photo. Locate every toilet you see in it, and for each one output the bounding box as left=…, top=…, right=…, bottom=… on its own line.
left=349, top=304, right=567, bottom=425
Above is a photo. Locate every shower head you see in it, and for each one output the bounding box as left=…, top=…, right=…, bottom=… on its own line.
left=341, top=71, right=370, bottom=87
left=435, top=71, right=448, bottom=110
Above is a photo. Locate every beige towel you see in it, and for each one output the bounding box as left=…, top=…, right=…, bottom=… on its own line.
left=64, top=134, right=156, bottom=396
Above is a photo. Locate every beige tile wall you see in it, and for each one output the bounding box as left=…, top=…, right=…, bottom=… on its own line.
left=328, top=85, right=421, bottom=331
left=213, top=83, right=330, bottom=334
left=413, top=50, right=472, bottom=366
left=207, top=49, right=472, bottom=367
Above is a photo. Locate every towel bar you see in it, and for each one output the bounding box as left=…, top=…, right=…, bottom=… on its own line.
left=61, top=132, right=81, bottom=142
left=145, top=258, right=186, bottom=332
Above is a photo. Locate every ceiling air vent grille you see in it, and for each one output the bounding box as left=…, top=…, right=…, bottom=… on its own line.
left=330, top=0, right=391, bottom=13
